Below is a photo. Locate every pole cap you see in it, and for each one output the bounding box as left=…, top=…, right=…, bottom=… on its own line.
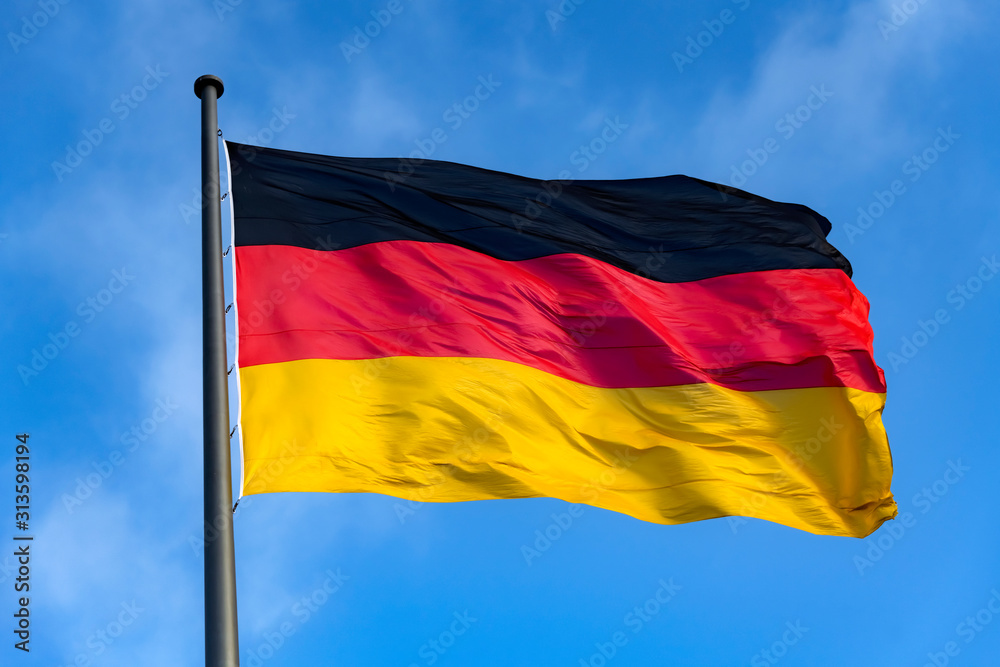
left=194, top=75, right=225, bottom=99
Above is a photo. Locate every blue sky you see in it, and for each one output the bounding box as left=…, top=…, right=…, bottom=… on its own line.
left=2, top=0, right=999, bottom=665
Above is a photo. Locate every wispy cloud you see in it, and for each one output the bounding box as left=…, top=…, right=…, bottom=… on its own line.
left=680, top=0, right=974, bottom=190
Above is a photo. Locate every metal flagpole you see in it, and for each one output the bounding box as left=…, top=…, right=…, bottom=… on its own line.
left=194, top=74, right=240, bottom=666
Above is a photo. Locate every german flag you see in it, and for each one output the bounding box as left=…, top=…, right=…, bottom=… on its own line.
left=226, top=141, right=895, bottom=538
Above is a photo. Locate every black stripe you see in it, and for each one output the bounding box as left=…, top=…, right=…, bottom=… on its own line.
left=227, top=141, right=852, bottom=282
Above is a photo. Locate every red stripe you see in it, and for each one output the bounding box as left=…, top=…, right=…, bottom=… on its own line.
left=235, top=242, right=886, bottom=392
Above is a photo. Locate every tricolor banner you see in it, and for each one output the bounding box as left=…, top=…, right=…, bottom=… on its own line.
left=226, top=141, right=896, bottom=537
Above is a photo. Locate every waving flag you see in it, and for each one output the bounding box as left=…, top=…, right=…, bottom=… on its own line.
left=226, top=141, right=895, bottom=537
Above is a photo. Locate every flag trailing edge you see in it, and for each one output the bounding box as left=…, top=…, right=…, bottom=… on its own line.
left=225, top=140, right=896, bottom=538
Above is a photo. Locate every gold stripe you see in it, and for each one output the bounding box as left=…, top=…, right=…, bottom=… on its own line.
left=240, top=357, right=895, bottom=537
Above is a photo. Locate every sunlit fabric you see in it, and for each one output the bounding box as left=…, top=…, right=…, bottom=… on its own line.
left=227, top=141, right=895, bottom=537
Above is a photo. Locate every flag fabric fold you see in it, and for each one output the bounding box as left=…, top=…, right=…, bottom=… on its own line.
left=226, top=140, right=896, bottom=537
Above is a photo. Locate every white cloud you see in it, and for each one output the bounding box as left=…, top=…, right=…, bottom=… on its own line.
left=34, top=494, right=201, bottom=665
left=677, top=0, right=973, bottom=191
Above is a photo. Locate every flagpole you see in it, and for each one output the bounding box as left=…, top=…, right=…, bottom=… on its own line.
left=194, top=74, right=240, bottom=667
